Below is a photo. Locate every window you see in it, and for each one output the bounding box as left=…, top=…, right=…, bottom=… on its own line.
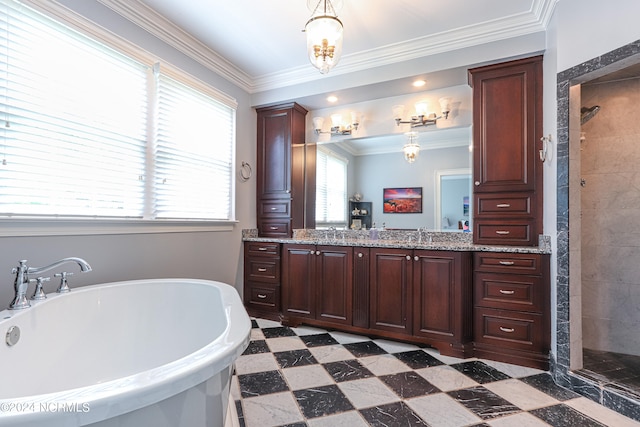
left=315, top=146, right=347, bottom=228
left=0, top=0, right=236, bottom=223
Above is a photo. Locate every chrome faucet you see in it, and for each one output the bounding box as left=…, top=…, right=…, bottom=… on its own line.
left=9, top=257, right=92, bottom=310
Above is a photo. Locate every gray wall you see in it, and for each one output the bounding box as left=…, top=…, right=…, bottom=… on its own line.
left=0, top=1, right=256, bottom=308
left=580, top=77, right=640, bottom=356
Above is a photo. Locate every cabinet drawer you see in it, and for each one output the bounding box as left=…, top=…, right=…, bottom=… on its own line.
left=259, top=200, right=291, bottom=216
left=474, top=272, right=543, bottom=312
left=246, top=258, right=280, bottom=283
left=474, top=252, right=542, bottom=274
left=258, top=219, right=291, bottom=237
left=475, top=193, right=533, bottom=217
left=475, top=308, right=546, bottom=351
left=474, top=221, right=533, bottom=246
left=246, top=283, right=280, bottom=311
left=246, top=242, right=281, bottom=257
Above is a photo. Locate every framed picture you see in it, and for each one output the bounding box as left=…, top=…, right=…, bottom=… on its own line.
left=351, top=219, right=362, bottom=230
left=383, top=187, right=423, bottom=213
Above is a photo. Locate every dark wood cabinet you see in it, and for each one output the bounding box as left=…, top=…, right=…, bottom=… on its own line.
left=469, top=56, right=543, bottom=246
left=412, top=250, right=473, bottom=356
left=281, top=243, right=353, bottom=327
left=472, top=252, right=550, bottom=369
left=243, top=241, right=281, bottom=320
left=369, top=247, right=412, bottom=335
left=256, top=103, right=315, bottom=237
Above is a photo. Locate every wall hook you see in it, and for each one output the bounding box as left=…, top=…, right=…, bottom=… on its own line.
left=240, top=161, right=252, bottom=181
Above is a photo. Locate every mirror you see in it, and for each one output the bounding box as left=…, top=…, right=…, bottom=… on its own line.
left=316, top=126, right=472, bottom=230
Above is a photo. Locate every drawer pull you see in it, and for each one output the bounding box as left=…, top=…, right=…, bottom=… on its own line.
left=270, top=207, right=277, bottom=210
left=258, top=247, right=268, bottom=251
left=499, top=327, right=515, bottom=333
left=495, top=230, right=510, bottom=235
left=496, top=203, right=511, bottom=208
left=257, top=294, right=267, bottom=299
left=499, top=261, right=515, bottom=265
left=269, top=226, right=278, bottom=230
left=257, top=267, right=267, bottom=272
left=499, top=289, right=515, bottom=295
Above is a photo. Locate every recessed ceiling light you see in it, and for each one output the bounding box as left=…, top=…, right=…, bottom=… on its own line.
left=327, top=95, right=338, bottom=103
left=413, top=80, right=426, bottom=88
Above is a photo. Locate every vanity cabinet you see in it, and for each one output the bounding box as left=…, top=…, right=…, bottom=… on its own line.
left=369, top=247, right=473, bottom=357
left=281, top=243, right=353, bottom=326
left=469, top=56, right=543, bottom=246
left=256, top=103, right=315, bottom=237
left=243, top=242, right=281, bottom=320
left=472, top=252, right=550, bottom=369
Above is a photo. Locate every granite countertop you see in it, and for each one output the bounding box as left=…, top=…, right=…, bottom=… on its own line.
left=242, top=229, right=552, bottom=255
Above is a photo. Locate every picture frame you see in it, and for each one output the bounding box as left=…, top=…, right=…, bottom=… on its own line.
left=383, top=187, right=423, bottom=213
left=351, top=219, right=362, bottom=230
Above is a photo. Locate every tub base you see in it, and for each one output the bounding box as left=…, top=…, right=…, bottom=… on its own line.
left=88, top=365, right=233, bottom=427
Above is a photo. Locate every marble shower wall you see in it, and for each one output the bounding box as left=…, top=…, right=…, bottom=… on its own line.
left=580, top=77, right=640, bottom=356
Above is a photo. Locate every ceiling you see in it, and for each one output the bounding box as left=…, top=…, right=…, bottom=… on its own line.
left=102, top=0, right=556, bottom=109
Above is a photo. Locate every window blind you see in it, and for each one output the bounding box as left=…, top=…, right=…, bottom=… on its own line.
left=155, top=71, right=235, bottom=220
left=315, top=146, right=347, bottom=227
left=0, top=0, right=147, bottom=217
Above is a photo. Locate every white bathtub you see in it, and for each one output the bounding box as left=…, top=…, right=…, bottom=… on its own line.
left=0, top=278, right=251, bottom=427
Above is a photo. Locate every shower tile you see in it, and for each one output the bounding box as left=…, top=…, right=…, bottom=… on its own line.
left=359, top=401, right=428, bottom=426
left=293, top=384, right=354, bottom=418
left=393, top=350, right=445, bottom=369
left=447, top=386, right=521, bottom=420
left=450, top=361, right=511, bottom=384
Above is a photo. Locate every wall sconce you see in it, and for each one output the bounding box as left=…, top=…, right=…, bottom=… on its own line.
left=313, top=111, right=360, bottom=136
left=403, top=131, right=420, bottom=163
left=393, top=97, right=452, bottom=127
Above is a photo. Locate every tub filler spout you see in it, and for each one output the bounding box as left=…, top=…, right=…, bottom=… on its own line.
left=9, top=257, right=92, bottom=310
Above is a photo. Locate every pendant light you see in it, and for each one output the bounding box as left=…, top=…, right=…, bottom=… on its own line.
left=305, top=0, right=343, bottom=74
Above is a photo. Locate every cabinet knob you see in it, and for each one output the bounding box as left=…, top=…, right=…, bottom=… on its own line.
left=316, top=251, right=321, bottom=255
left=414, top=256, right=419, bottom=261
left=406, top=255, right=411, bottom=260
left=475, top=181, right=480, bottom=186
left=357, top=252, right=363, bottom=258
left=310, top=250, right=315, bottom=255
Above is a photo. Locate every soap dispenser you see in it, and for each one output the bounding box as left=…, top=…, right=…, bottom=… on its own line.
left=369, top=222, right=378, bottom=240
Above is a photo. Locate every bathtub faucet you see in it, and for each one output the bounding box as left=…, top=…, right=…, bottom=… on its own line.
left=9, top=257, right=92, bottom=310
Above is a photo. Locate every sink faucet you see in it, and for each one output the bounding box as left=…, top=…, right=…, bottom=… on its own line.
left=9, top=257, right=92, bottom=310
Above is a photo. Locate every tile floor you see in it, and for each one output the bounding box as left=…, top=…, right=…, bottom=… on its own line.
left=230, top=318, right=640, bottom=427
left=579, top=348, right=640, bottom=403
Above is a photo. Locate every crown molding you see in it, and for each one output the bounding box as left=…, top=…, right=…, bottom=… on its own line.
left=97, top=0, right=253, bottom=93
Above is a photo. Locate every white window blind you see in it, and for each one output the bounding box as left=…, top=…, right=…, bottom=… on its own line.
left=315, top=146, right=347, bottom=227
left=0, top=0, right=147, bottom=217
left=0, top=0, right=237, bottom=222
left=155, top=71, right=235, bottom=220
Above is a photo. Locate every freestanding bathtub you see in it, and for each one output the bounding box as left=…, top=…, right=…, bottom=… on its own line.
left=0, top=278, right=251, bottom=427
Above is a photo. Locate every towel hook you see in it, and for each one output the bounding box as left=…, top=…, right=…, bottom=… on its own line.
left=240, top=161, right=252, bottom=181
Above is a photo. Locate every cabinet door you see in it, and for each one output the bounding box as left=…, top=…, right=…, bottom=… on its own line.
left=470, top=57, right=542, bottom=193
left=412, top=251, right=471, bottom=342
left=369, top=247, right=412, bottom=335
left=315, top=245, right=353, bottom=325
left=281, top=244, right=315, bottom=319
left=257, top=108, right=292, bottom=199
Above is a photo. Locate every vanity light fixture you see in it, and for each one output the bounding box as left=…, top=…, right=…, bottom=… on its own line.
left=393, top=97, right=452, bottom=128
left=403, top=131, right=420, bottom=163
left=305, top=0, right=343, bottom=74
left=313, top=111, right=360, bottom=136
